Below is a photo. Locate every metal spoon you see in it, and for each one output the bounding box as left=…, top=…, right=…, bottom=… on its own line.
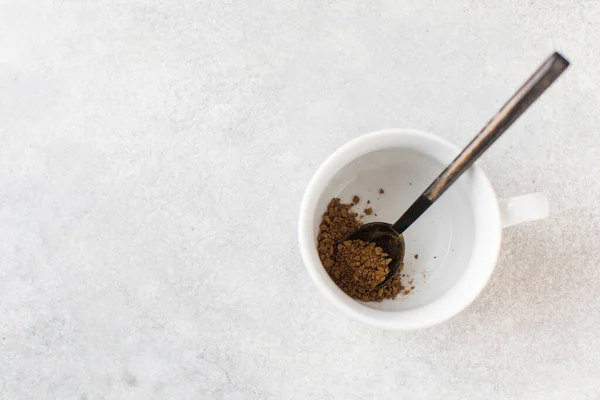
left=345, top=52, right=569, bottom=288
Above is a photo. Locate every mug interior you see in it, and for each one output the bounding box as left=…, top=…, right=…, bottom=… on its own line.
left=315, top=148, right=475, bottom=310
left=300, top=130, right=502, bottom=328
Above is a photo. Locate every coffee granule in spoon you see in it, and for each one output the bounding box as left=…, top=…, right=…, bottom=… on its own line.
left=317, top=198, right=404, bottom=302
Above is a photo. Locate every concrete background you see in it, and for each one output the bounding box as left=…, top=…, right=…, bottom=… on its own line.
left=1, top=0, right=599, bottom=398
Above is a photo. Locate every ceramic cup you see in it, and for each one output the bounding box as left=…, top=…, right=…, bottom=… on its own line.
left=298, top=129, right=548, bottom=330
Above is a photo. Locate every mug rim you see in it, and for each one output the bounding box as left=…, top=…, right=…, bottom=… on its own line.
left=298, top=128, right=502, bottom=329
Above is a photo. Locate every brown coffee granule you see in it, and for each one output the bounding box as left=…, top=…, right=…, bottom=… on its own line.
left=352, top=195, right=360, bottom=204
left=330, top=240, right=390, bottom=298
left=364, top=207, right=373, bottom=215
left=317, top=198, right=360, bottom=268
left=403, top=284, right=416, bottom=296
left=358, top=274, right=403, bottom=302
left=367, top=200, right=370, bottom=204
left=414, top=254, right=419, bottom=259
left=379, top=188, right=385, bottom=194
left=317, top=198, right=404, bottom=302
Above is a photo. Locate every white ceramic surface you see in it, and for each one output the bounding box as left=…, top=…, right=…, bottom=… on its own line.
left=299, top=129, right=549, bottom=329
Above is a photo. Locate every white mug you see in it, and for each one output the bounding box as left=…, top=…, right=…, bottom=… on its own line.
left=298, top=129, right=548, bottom=330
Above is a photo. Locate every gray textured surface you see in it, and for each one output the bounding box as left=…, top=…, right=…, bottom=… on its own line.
left=1, top=1, right=599, bottom=399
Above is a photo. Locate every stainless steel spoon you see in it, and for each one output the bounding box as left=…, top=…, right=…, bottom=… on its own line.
left=344, top=52, right=569, bottom=288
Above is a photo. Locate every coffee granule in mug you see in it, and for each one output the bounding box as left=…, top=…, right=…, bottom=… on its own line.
left=332, top=240, right=390, bottom=298
left=317, top=198, right=404, bottom=302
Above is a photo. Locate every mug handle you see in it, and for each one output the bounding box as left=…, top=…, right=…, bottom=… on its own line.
left=499, top=193, right=549, bottom=228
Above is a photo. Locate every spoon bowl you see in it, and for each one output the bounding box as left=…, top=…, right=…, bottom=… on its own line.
left=344, top=222, right=406, bottom=288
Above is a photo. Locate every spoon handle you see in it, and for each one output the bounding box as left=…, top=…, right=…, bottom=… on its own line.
left=392, top=52, right=569, bottom=234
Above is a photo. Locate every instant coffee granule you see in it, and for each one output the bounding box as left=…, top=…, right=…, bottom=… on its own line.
left=317, top=198, right=404, bottom=302
left=331, top=240, right=390, bottom=299
left=317, top=198, right=361, bottom=270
